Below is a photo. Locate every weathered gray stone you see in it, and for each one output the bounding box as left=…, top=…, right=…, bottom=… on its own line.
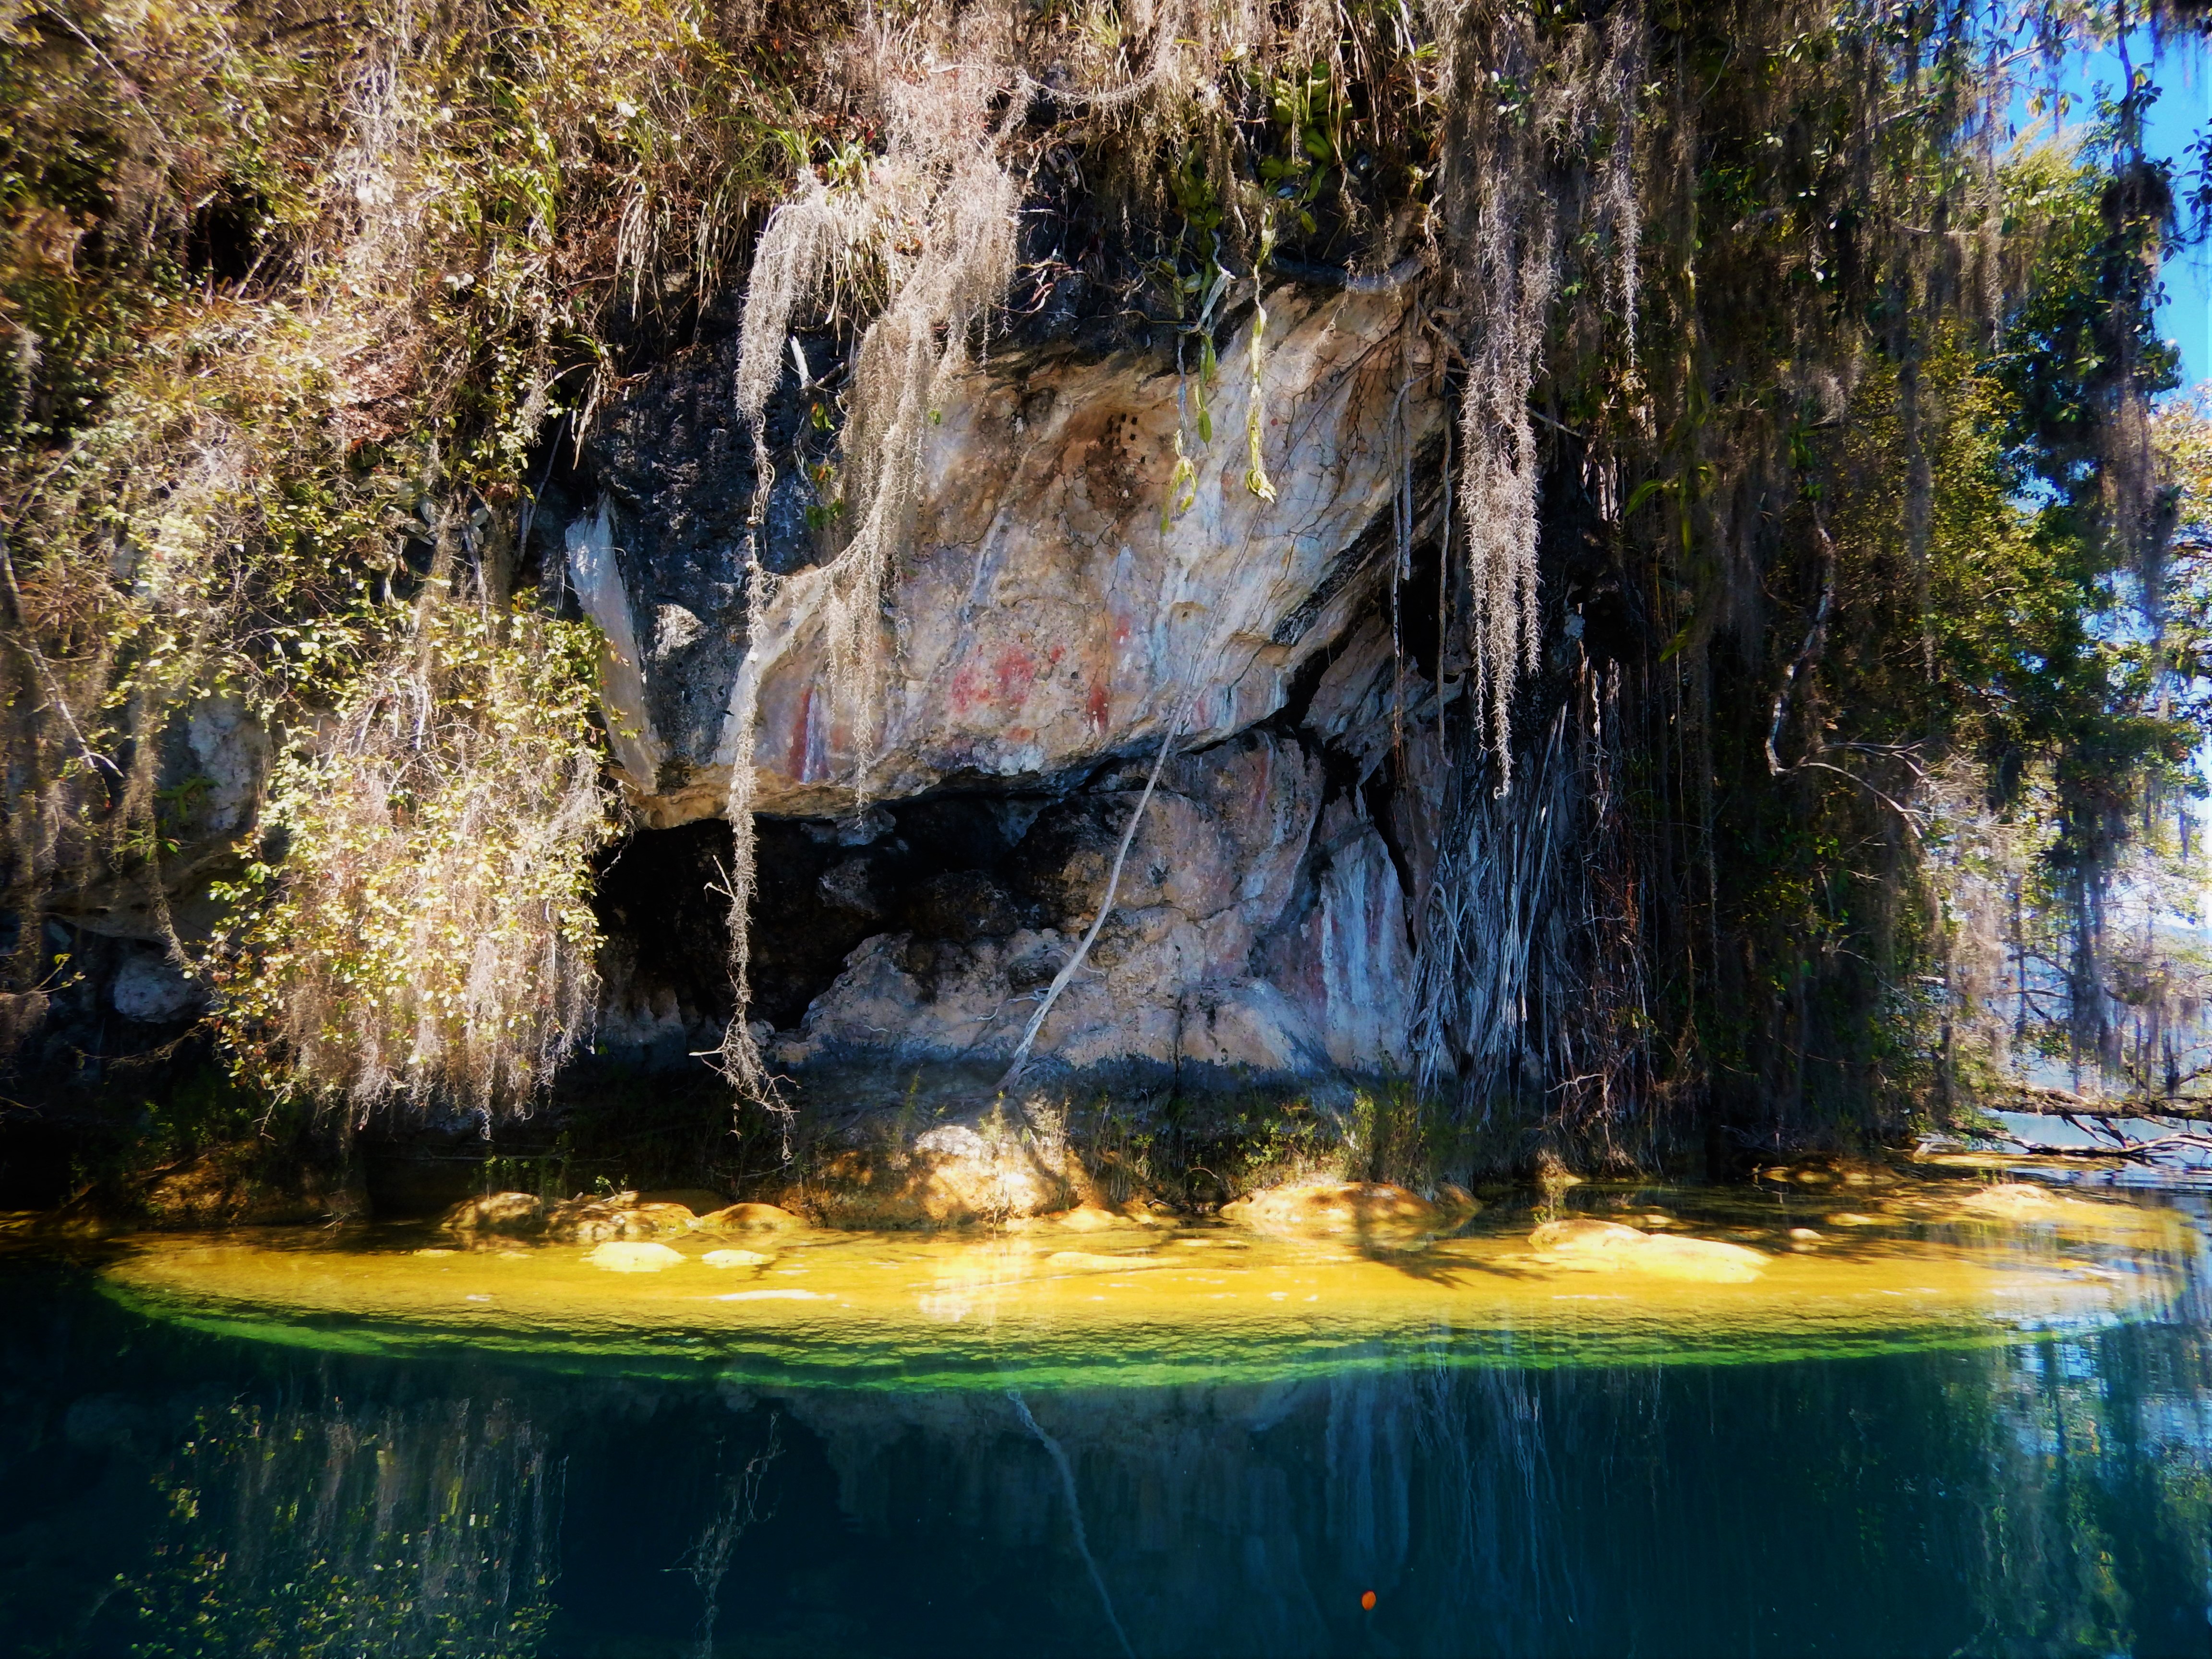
left=109, top=946, right=205, bottom=1022
left=575, top=286, right=1442, bottom=1088
left=766, top=727, right=1367, bottom=1076
left=572, top=288, right=1440, bottom=828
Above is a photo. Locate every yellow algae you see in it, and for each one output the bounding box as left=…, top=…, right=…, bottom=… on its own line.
left=1529, top=1218, right=1645, bottom=1255
left=1627, top=1235, right=1767, bottom=1283
left=1039, top=1203, right=1136, bottom=1232
left=90, top=1178, right=2193, bottom=1390
left=1955, top=1183, right=2146, bottom=1227
left=1761, top=1157, right=1904, bottom=1190
left=715, top=1287, right=829, bottom=1302
left=1525, top=1219, right=1768, bottom=1283
left=1043, top=1250, right=1174, bottom=1274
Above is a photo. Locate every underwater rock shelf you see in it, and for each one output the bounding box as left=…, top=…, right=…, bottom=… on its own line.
left=94, top=1186, right=2194, bottom=1390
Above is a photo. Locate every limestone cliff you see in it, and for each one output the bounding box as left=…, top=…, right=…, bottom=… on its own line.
left=577, top=286, right=1444, bottom=1091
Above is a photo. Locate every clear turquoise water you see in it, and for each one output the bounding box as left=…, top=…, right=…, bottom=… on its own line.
left=2, top=1186, right=2209, bottom=1658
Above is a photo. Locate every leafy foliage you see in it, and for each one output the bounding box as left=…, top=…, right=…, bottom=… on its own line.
left=207, top=593, right=611, bottom=1115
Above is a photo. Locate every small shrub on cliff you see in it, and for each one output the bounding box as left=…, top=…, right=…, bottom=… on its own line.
left=207, top=592, right=612, bottom=1116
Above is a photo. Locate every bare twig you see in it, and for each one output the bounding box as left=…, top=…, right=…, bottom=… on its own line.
left=996, top=709, right=1184, bottom=1094
left=1767, top=498, right=1837, bottom=774
left=1992, top=1128, right=2212, bottom=1163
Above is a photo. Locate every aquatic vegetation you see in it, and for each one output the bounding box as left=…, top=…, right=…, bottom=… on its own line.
left=115, top=1396, right=560, bottom=1659
left=93, top=1177, right=2199, bottom=1388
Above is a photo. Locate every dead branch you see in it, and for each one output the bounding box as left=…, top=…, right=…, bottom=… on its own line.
left=1989, top=1081, right=2212, bottom=1125
left=1992, top=1128, right=2212, bottom=1163
left=1767, top=493, right=1839, bottom=775
left=996, top=709, right=1184, bottom=1094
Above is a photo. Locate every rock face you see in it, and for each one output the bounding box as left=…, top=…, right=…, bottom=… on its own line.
left=576, top=285, right=1445, bottom=1090
left=442, top=1192, right=546, bottom=1235
left=578, top=288, right=1439, bottom=823
left=796, top=1114, right=1085, bottom=1229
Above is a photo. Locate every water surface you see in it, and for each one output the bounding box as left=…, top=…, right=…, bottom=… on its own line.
left=4, top=1175, right=2209, bottom=1657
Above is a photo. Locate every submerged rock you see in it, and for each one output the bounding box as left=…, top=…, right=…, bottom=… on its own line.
left=1527, top=1218, right=1646, bottom=1256
left=1959, top=1182, right=2063, bottom=1218
left=1043, top=1250, right=1172, bottom=1273
left=1038, top=1202, right=1142, bottom=1232
left=1219, top=1181, right=1442, bottom=1237
left=1758, top=1157, right=1902, bottom=1190
left=701, top=1248, right=775, bottom=1268
left=1954, top=1182, right=2144, bottom=1228
left=1627, top=1236, right=1769, bottom=1282
left=695, top=1202, right=808, bottom=1232
left=584, top=1240, right=686, bottom=1272
left=1526, top=1218, right=1767, bottom=1283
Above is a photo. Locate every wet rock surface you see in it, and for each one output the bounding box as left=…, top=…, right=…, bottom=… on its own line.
left=442, top=1193, right=546, bottom=1235
left=584, top=1240, right=686, bottom=1272
left=696, top=1202, right=808, bottom=1233
left=793, top=1112, right=1083, bottom=1229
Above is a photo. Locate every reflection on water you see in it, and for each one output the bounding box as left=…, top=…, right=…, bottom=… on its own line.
left=1, top=1186, right=2209, bottom=1657
left=119, top=1396, right=560, bottom=1659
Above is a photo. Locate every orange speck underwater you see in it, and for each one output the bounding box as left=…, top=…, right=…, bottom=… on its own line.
left=1360, top=1591, right=1377, bottom=1611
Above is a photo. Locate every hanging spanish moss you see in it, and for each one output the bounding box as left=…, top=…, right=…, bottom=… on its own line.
left=1431, top=0, right=1642, bottom=786
left=714, top=6, right=1025, bottom=1096
left=208, top=565, right=611, bottom=1118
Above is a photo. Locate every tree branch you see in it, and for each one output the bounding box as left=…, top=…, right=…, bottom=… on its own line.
left=996, top=709, right=1185, bottom=1094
